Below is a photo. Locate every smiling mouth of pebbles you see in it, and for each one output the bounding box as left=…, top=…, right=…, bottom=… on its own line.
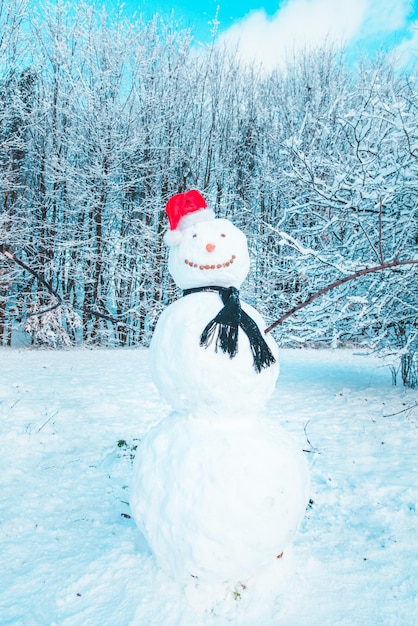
left=184, top=255, right=236, bottom=270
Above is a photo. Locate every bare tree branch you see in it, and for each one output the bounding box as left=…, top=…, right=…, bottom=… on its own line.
left=0, top=245, right=137, bottom=330
left=265, top=258, right=418, bottom=335
left=1, top=245, right=63, bottom=310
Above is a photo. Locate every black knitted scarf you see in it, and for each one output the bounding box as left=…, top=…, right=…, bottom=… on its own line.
left=182, top=286, right=276, bottom=373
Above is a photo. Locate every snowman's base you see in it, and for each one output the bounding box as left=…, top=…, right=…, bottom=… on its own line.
left=130, top=410, right=310, bottom=585
left=183, top=546, right=296, bottom=618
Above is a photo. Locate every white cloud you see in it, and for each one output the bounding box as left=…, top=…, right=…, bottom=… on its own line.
left=358, top=0, right=412, bottom=35
left=216, top=0, right=415, bottom=71
left=392, top=21, right=418, bottom=71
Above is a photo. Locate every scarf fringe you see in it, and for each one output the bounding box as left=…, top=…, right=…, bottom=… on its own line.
left=240, top=309, right=277, bottom=373
left=250, top=336, right=277, bottom=373
left=200, top=320, right=239, bottom=359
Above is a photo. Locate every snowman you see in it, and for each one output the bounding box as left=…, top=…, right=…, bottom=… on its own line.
left=130, top=190, right=309, bottom=589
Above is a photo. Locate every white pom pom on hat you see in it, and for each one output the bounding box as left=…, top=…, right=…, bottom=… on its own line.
left=163, top=190, right=215, bottom=246
left=163, top=228, right=183, bottom=246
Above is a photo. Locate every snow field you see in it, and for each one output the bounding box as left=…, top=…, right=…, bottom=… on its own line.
left=0, top=347, right=417, bottom=625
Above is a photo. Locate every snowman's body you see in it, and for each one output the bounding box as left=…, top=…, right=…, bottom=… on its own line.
left=150, top=291, right=278, bottom=414
left=130, top=192, right=309, bottom=587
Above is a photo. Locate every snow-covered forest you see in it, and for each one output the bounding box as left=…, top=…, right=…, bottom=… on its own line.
left=0, top=0, right=417, bottom=385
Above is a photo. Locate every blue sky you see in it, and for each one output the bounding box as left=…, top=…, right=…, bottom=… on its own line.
left=98, top=0, right=418, bottom=70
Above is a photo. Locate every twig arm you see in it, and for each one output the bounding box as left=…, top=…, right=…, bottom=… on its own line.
left=265, top=258, right=418, bottom=334
left=1, top=245, right=137, bottom=330
left=1, top=245, right=63, bottom=306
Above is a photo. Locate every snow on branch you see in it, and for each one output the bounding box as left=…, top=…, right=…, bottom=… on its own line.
left=277, top=230, right=349, bottom=274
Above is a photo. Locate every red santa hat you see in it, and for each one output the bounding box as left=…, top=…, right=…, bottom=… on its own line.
left=164, top=190, right=215, bottom=246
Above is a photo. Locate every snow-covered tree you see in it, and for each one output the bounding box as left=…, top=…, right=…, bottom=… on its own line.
left=0, top=0, right=416, bottom=385
left=266, top=56, right=417, bottom=386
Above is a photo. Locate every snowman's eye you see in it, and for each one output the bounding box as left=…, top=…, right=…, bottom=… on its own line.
left=220, top=233, right=226, bottom=238
left=192, top=233, right=197, bottom=238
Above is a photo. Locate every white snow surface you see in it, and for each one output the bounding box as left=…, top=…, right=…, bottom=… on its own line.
left=1, top=347, right=417, bottom=625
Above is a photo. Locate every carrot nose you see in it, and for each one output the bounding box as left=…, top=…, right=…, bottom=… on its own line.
left=206, top=243, right=216, bottom=252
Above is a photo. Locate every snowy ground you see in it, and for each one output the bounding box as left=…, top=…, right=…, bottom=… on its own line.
left=0, top=347, right=417, bottom=626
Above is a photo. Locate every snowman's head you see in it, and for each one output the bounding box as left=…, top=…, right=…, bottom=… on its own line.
left=164, top=190, right=250, bottom=290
